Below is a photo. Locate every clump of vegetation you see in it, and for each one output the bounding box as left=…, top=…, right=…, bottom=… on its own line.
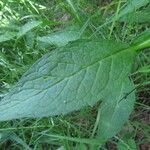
left=0, top=0, right=149, bottom=149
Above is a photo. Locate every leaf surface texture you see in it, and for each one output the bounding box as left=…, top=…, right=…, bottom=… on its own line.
left=0, top=39, right=135, bottom=121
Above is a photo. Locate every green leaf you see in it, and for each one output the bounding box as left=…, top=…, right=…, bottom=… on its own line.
left=119, top=8, right=150, bottom=23
left=98, top=78, right=135, bottom=142
left=0, top=32, right=16, bottom=43
left=0, top=39, right=136, bottom=121
left=110, top=0, right=150, bottom=22
left=17, top=20, right=42, bottom=38
left=37, top=26, right=82, bottom=47
left=117, top=0, right=149, bottom=19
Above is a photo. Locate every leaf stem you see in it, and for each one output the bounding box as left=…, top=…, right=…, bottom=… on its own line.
left=137, top=38, right=150, bottom=49
left=131, top=38, right=150, bottom=52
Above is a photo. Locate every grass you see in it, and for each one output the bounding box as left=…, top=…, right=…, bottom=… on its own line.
left=0, top=0, right=150, bottom=149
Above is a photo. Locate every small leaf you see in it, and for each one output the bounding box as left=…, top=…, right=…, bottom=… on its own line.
left=98, top=78, right=135, bottom=142
left=0, top=32, right=16, bottom=43
left=17, top=20, right=42, bottom=38
left=37, top=25, right=82, bottom=47
left=0, top=39, right=136, bottom=121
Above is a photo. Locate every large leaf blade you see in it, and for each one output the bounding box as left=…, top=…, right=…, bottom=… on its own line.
left=0, top=39, right=136, bottom=121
